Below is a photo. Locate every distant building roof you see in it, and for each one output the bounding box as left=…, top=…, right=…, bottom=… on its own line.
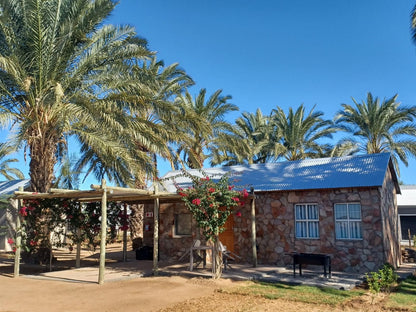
left=397, top=185, right=416, bottom=206
left=157, top=153, right=400, bottom=194
left=0, top=179, right=30, bottom=196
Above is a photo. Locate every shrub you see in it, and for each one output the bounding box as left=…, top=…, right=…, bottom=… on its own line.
left=365, top=263, right=398, bottom=294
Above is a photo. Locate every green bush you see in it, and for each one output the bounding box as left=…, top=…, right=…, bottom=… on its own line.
left=365, top=263, right=398, bottom=294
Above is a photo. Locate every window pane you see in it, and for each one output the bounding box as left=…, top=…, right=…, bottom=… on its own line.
left=336, top=221, right=348, bottom=239
left=335, top=204, right=347, bottom=220
left=175, top=214, right=192, bottom=235
left=296, top=205, right=306, bottom=220
left=349, top=204, right=361, bottom=220
left=349, top=221, right=362, bottom=239
left=308, top=205, right=318, bottom=220
left=308, top=221, right=319, bottom=238
left=296, top=221, right=307, bottom=238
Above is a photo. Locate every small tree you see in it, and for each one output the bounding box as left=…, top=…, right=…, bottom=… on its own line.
left=176, top=170, right=248, bottom=278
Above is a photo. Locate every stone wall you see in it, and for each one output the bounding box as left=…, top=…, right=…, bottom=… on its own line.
left=142, top=201, right=201, bottom=261
left=380, top=165, right=400, bottom=267
left=246, top=188, right=387, bottom=273
left=145, top=184, right=398, bottom=273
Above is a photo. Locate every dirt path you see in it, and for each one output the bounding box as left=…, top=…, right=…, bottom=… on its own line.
left=0, top=274, right=396, bottom=312
left=0, top=275, right=232, bottom=312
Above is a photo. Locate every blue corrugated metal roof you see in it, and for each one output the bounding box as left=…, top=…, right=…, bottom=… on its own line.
left=158, top=153, right=397, bottom=193
left=0, top=179, right=30, bottom=196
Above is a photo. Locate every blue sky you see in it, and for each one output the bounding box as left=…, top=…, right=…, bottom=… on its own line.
left=2, top=0, right=416, bottom=187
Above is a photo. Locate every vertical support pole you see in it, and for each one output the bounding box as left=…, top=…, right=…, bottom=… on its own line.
left=250, top=188, right=257, bottom=268
left=98, top=179, right=107, bottom=285
left=13, top=187, right=23, bottom=278
left=76, top=201, right=82, bottom=268
left=122, top=203, right=128, bottom=262
left=75, top=229, right=81, bottom=268
left=153, top=184, right=159, bottom=275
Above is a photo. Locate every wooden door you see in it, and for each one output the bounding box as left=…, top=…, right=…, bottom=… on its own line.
left=219, top=215, right=235, bottom=253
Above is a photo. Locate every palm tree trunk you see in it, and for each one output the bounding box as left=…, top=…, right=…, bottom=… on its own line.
left=28, top=129, right=58, bottom=193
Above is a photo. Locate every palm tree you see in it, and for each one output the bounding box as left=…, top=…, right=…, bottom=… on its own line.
left=175, top=88, right=238, bottom=169
left=334, top=93, right=416, bottom=175
left=271, top=104, right=336, bottom=161
left=74, top=57, right=193, bottom=187
left=0, top=0, right=151, bottom=192
left=211, top=109, right=274, bottom=165
left=0, top=143, right=24, bottom=180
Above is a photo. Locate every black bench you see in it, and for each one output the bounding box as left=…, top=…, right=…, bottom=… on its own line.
left=292, top=253, right=331, bottom=278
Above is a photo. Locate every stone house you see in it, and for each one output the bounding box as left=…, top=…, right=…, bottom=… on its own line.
left=143, top=153, right=401, bottom=273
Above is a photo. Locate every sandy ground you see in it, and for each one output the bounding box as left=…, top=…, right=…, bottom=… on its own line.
left=0, top=244, right=412, bottom=312
left=0, top=274, right=395, bottom=312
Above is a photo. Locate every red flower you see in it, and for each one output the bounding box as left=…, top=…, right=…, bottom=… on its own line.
left=29, top=240, right=37, bottom=246
left=208, top=188, right=215, bottom=193
left=231, top=197, right=240, bottom=202
left=28, top=206, right=35, bottom=211
left=12, top=247, right=16, bottom=253
left=228, top=185, right=234, bottom=190
left=204, top=177, right=210, bottom=181
left=236, top=211, right=242, bottom=217
left=209, top=203, right=214, bottom=207
left=179, top=192, right=187, bottom=197
left=192, top=198, right=201, bottom=206
left=242, top=189, right=249, bottom=198
left=7, top=238, right=14, bottom=245
left=19, top=206, right=27, bottom=216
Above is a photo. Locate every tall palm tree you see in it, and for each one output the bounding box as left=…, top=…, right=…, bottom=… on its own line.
left=334, top=93, right=416, bottom=175
left=0, top=143, right=24, bottom=180
left=175, top=88, right=238, bottom=169
left=271, top=104, right=336, bottom=161
left=74, top=57, right=193, bottom=187
left=0, top=0, right=151, bottom=192
left=211, top=108, right=274, bottom=165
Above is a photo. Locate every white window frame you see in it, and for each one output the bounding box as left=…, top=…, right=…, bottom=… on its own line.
left=295, top=203, right=319, bottom=239
left=334, top=203, right=362, bottom=240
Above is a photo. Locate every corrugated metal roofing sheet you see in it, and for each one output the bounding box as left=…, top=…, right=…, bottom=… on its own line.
left=158, top=153, right=394, bottom=193
left=0, top=179, right=30, bottom=196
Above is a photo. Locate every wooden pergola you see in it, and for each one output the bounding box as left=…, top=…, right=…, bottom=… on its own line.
left=11, top=179, right=181, bottom=284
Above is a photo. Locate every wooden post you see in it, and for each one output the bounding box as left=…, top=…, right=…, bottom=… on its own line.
left=13, top=187, right=23, bottom=277
left=153, top=184, right=159, bottom=275
left=250, top=188, right=257, bottom=268
left=98, top=179, right=107, bottom=285
left=75, top=229, right=81, bottom=268
left=122, top=203, right=128, bottom=262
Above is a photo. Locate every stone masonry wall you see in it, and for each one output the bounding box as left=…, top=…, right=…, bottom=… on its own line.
left=380, top=167, right=400, bottom=267
left=145, top=186, right=395, bottom=273
left=238, top=188, right=387, bottom=273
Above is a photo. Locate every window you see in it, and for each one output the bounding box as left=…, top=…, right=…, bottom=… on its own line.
left=174, top=214, right=192, bottom=236
left=295, top=204, right=319, bottom=238
left=334, top=203, right=362, bottom=239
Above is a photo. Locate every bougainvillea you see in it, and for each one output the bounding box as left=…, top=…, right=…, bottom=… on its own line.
left=176, top=171, right=248, bottom=241
left=17, top=198, right=129, bottom=263
left=175, top=170, right=249, bottom=278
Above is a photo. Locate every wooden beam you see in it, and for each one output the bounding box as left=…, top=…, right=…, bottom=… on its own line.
left=98, top=179, right=107, bottom=285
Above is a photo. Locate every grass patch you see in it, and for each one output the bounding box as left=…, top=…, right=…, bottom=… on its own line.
left=388, top=275, right=416, bottom=311
left=222, top=281, right=364, bottom=306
